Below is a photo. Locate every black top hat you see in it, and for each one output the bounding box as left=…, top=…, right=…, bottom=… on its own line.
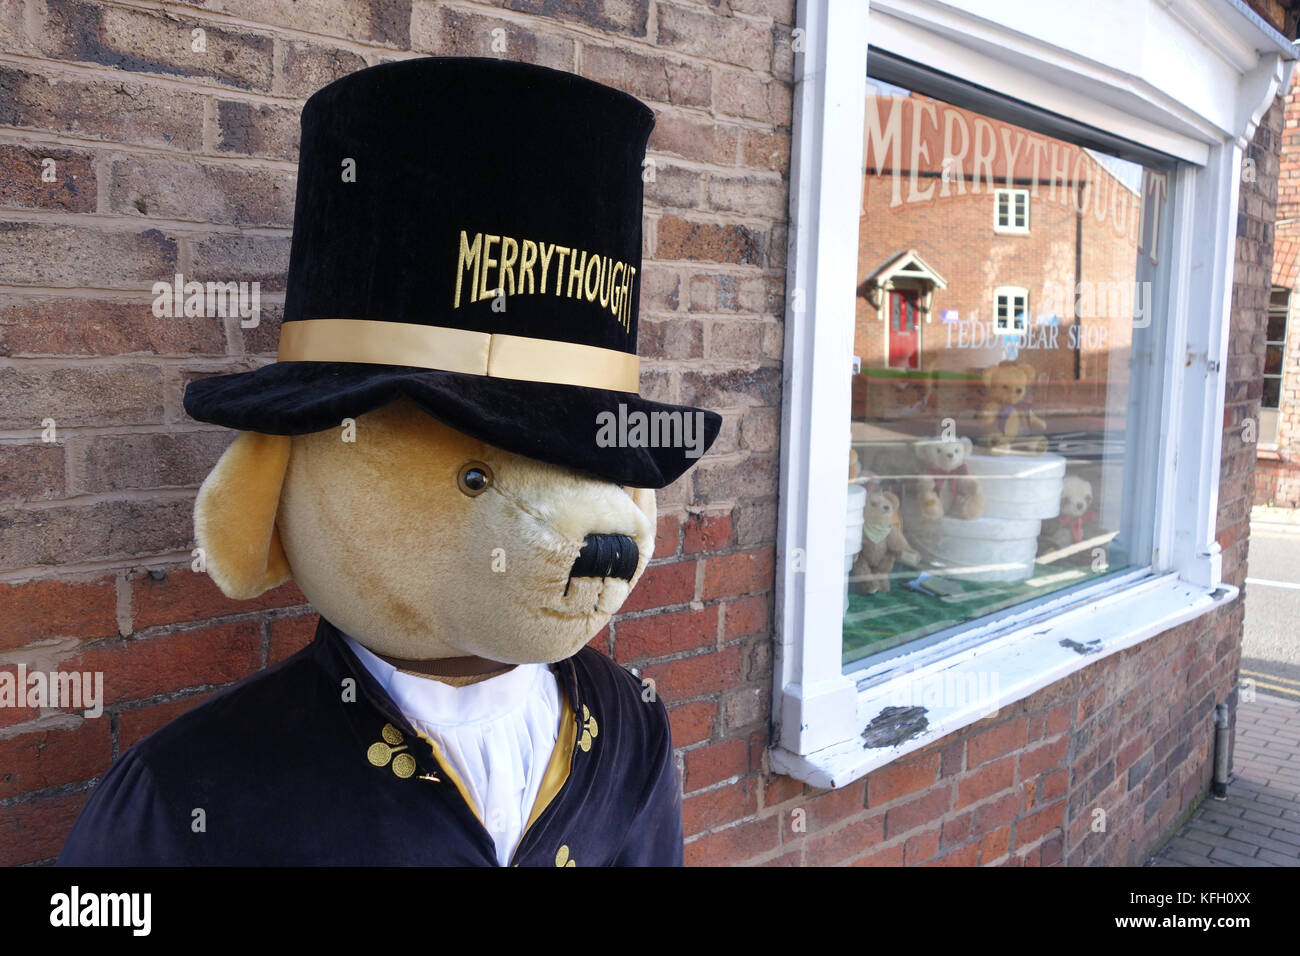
left=184, top=57, right=720, bottom=488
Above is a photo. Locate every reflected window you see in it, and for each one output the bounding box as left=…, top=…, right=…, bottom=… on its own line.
left=993, top=287, right=1029, bottom=335
left=994, top=187, right=1030, bottom=233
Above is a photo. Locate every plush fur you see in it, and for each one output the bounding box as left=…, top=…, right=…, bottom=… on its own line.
left=1046, top=475, right=1097, bottom=550
left=194, top=398, right=655, bottom=667
left=195, top=431, right=293, bottom=599
left=849, top=491, right=919, bottom=594
left=910, top=436, right=985, bottom=519
left=977, top=361, right=1048, bottom=454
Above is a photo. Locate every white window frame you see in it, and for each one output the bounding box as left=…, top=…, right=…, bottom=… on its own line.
left=994, top=187, right=1031, bottom=234
left=993, top=286, right=1030, bottom=334
left=772, top=0, right=1293, bottom=786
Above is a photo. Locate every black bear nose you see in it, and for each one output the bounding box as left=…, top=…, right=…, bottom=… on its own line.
left=569, top=533, right=638, bottom=581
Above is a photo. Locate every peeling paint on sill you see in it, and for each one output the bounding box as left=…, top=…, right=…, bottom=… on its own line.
left=1059, top=637, right=1103, bottom=655
left=861, top=705, right=928, bottom=749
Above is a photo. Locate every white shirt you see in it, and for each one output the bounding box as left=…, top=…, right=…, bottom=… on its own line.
left=343, top=635, right=562, bottom=866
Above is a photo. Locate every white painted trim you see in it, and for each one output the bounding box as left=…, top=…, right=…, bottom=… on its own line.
left=772, top=574, right=1238, bottom=789
left=866, top=1, right=1215, bottom=163
left=774, top=0, right=869, bottom=755
left=773, top=0, right=1293, bottom=776
left=865, top=248, right=950, bottom=290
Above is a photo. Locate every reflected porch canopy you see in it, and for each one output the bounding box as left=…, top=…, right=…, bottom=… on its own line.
left=184, top=57, right=720, bottom=489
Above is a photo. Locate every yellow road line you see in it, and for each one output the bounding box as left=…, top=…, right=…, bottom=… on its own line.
left=1241, top=669, right=1300, bottom=687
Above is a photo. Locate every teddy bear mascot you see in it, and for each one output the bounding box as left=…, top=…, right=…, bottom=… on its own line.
left=57, top=58, right=720, bottom=867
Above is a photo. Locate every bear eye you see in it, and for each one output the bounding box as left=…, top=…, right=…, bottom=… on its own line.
left=456, top=461, right=494, bottom=497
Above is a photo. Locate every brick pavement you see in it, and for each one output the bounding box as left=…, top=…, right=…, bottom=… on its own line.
left=1149, top=694, right=1300, bottom=866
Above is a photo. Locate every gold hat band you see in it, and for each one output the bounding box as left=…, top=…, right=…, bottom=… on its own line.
left=277, top=318, right=641, bottom=392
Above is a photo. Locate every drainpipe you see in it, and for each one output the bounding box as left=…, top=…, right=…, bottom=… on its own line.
left=1212, top=703, right=1230, bottom=800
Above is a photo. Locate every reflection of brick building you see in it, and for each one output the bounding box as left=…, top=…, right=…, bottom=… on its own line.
left=1259, top=70, right=1300, bottom=507
left=854, top=92, right=1154, bottom=426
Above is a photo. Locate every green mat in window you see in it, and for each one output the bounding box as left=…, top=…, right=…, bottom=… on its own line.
left=842, top=562, right=1118, bottom=664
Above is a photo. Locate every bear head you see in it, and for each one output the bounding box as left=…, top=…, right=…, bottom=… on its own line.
left=913, top=435, right=973, bottom=473
left=864, top=490, right=901, bottom=524
left=193, top=399, right=658, bottom=666
left=1059, top=474, right=1094, bottom=517
left=981, top=360, right=1036, bottom=406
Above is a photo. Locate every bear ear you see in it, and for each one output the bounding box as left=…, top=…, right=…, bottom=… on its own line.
left=960, top=435, right=973, bottom=455
left=194, top=432, right=293, bottom=600
left=981, top=365, right=998, bottom=387
left=1017, top=362, right=1037, bottom=383
left=885, top=491, right=900, bottom=509
left=626, top=485, right=657, bottom=560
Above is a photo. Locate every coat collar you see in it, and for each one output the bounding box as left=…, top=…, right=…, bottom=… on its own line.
left=308, top=615, right=584, bottom=758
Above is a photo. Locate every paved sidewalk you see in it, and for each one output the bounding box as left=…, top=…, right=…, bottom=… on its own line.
left=1149, top=693, right=1300, bottom=867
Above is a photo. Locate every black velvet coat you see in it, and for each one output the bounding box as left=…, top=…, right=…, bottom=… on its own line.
left=57, top=619, right=684, bottom=866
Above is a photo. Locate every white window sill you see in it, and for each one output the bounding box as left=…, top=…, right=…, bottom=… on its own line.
left=770, top=572, right=1237, bottom=789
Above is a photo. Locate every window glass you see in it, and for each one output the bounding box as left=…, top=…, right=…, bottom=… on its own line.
left=845, top=70, right=1174, bottom=667
left=1267, top=312, right=1287, bottom=343
left=994, top=287, right=1029, bottom=333
left=1263, top=287, right=1288, bottom=443
left=995, top=188, right=1030, bottom=232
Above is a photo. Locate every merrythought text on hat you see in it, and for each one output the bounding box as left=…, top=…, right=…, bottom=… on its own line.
left=454, top=230, right=636, bottom=331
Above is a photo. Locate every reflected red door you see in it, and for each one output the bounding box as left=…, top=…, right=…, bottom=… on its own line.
left=888, top=290, right=920, bottom=369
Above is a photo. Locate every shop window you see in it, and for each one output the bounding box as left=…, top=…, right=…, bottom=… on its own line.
left=994, top=188, right=1030, bottom=233
left=775, top=0, right=1279, bottom=777
left=844, top=63, right=1170, bottom=669
left=993, top=287, right=1029, bottom=335
left=1263, top=287, right=1289, bottom=446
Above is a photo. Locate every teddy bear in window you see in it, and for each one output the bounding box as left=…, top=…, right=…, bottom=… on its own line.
left=977, top=360, right=1048, bottom=454
left=910, top=436, right=985, bottom=519
left=1041, top=474, right=1101, bottom=557
left=850, top=490, right=920, bottom=594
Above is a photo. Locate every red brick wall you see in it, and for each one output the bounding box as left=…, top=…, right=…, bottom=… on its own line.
left=0, top=0, right=793, bottom=865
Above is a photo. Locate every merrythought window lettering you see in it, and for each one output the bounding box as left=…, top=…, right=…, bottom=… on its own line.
left=453, top=230, right=637, bottom=331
